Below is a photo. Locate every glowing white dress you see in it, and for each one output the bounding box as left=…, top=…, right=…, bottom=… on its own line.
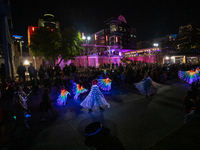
left=80, top=85, right=110, bottom=109
left=134, top=77, right=162, bottom=96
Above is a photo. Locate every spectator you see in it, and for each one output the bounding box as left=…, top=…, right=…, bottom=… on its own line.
left=84, top=122, right=125, bottom=150
left=39, top=88, right=55, bottom=121
left=28, top=63, right=36, bottom=82
left=55, top=75, right=62, bottom=93
left=44, top=75, right=52, bottom=93
left=47, top=66, right=54, bottom=83
left=55, top=64, right=61, bottom=76
left=31, top=76, right=39, bottom=95
left=17, top=62, right=26, bottom=82
left=38, top=65, right=45, bottom=85
left=11, top=86, right=30, bottom=137
left=182, top=90, right=196, bottom=114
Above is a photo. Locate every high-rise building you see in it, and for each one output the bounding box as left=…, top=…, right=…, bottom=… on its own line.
left=0, top=0, right=15, bottom=78
left=104, top=15, right=137, bottom=50
left=38, top=14, right=60, bottom=31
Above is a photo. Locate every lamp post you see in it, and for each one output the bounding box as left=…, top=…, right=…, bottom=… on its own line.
left=82, top=36, right=90, bottom=69
left=107, top=46, right=111, bottom=70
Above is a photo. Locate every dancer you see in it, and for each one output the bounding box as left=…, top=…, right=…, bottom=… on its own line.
left=97, top=78, right=112, bottom=91
left=178, top=69, right=200, bottom=84
left=73, top=82, right=88, bottom=100
left=134, top=74, right=162, bottom=98
left=57, top=86, right=70, bottom=106
left=80, top=79, right=110, bottom=112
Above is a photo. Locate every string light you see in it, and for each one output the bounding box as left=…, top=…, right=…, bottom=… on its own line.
left=80, top=85, right=110, bottom=109
left=178, top=69, right=200, bottom=84
left=73, top=83, right=88, bottom=99
left=97, top=78, right=112, bottom=91
left=57, top=89, right=70, bottom=105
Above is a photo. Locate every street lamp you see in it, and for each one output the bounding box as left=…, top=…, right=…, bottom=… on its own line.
left=107, top=46, right=111, bottom=70
left=82, top=36, right=90, bottom=69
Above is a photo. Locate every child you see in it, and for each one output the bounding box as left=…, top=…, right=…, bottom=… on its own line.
left=57, top=86, right=70, bottom=106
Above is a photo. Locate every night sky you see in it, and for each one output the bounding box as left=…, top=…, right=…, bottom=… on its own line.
left=10, top=0, right=200, bottom=44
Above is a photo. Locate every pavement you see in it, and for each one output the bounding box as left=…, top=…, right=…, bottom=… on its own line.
left=0, top=78, right=192, bottom=150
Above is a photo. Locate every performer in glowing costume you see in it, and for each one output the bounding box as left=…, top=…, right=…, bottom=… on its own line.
left=73, top=83, right=88, bottom=100
left=178, top=68, right=200, bottom=84
left=134, top=75, right=162, bottom=98
left=57, top=86, right=70, bottom=106
left=97, top=78, right=112, bottom=91
left=80, top=79, right=110, bottom=111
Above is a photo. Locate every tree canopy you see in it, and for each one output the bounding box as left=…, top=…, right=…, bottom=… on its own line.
left=28, top=27, right=83, bottom=64
left=59, top=27, right=83, bottom=63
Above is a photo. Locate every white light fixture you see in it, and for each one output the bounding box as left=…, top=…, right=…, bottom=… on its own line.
left=87, top=36, right=91, bottom=40
left=166, top=56, right=169, bottom=59
left=153, top=43, right=159, bottom=47
left=171, top=56, right=175, bottom=59
left=24, top=60, right=29, bottom=65
left=82, top=36, right=86, bottom=40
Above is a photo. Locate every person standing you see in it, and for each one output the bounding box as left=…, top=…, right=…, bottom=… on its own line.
left=63, top=65, right=69, bottom=76
left=55, top=75, right=62, bottom=93
left=17, top=62, right=26, bottom=82
left=38, top=65, right=45, bottom=85
left=55, top=64, right=61, bottom=77
left=31, top=76, right=39, bottom=95
left=28, top=63, right=36, bottom=82
left=11, top=86, right=30, bottom=137
left=47, top=66, right=54, bottom=83
left=182, top=90, right=196, bottom=114
left=44, top=75, right=52, bottom=93
left=39, top=88, right=55, bottom=121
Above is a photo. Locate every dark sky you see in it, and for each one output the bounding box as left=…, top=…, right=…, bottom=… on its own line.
left=10, top=0, right=200, bottom=43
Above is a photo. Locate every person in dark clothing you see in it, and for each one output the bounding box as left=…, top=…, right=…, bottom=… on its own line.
left=17, top=62, right=26, bottom=82
left=47, top=66, right=54, bottom=83
left=44, top=75, right=52, bottom=93
left=84, top=122, right=125, bottom=150
left=63, top=65, right=69, bottom=76
left=182, top=90, right=196, bottom=114
left=31, top=76, right=39, bottom=95
left=11, top=86, right=30, bottom=137
left=71, top=64, right=76, bottom=77
left=55, top=64, right=61, bottom=77
left=39, top=88, right=55, bottom=121
left=63, top=76, right=69, bottom=91
left=28, top=63, right=36, bottom=82
left=38, top=65, right=45, bottom=85
left=5, top=77, right=15, bottom=99
left=55, top=75, right=62, bottom=93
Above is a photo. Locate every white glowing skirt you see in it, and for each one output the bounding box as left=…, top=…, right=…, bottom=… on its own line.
left=80, top=85, right=110, bottom=109
left=134, top=78, right=162, bottom=96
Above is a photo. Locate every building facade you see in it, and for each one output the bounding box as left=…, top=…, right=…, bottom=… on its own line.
left=0, top=0, right=15, bottom=78
left=38, top=14, right=60, bottom=31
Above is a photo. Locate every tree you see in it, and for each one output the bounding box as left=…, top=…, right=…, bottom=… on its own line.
left=58, top=27, right=83, bottom=64
left=28, top=27, right=62, bottom=65
left=28, top=27, right=83, bottom=65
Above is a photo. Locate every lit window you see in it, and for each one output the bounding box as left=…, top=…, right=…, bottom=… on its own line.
left=130, top=34, right=133, bottom=37
left=124, top=28, right=126, bottom=32
left=134, top=35, right=136, bottom=38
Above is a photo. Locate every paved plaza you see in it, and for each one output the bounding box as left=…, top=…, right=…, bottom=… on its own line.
left=1, top=78, right=191, bottom=149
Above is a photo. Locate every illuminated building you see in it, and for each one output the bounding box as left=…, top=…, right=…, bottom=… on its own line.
left=0, top=0, right=15, bottom=78
left=88, top=15, right=137, bottom=56
left=38, top=14, right=60, bottom=31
